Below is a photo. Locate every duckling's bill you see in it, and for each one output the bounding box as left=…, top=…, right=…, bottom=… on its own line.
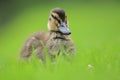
left=59, top=22, right=71, bottom=35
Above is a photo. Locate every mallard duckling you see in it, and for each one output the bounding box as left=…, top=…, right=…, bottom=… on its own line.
left=20, top=8, right=75, bottom=63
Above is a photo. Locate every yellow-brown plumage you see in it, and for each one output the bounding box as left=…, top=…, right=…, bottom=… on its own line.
left=20, top=8, right=75, bottom=63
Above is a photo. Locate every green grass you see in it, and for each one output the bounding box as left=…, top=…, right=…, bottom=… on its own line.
left=0, top=2, right=120, bottom=80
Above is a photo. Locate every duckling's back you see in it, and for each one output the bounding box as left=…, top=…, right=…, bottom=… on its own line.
left=20, top=31, right=50, bottom=62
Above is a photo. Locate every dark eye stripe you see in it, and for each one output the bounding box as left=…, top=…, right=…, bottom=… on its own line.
left=51, top=14, right=61, bottom=24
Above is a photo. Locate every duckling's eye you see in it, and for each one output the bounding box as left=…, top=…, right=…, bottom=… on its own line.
left=49, top=18, right=51, bottom=21
left=51, top=14, right=61, bottom=24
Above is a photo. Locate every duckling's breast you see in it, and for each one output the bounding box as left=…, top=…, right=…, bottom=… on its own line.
left=46, top=32, right=71, bottom=55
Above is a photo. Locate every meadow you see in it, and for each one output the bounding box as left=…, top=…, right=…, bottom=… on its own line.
left=0, top=2, right=120, bottom=80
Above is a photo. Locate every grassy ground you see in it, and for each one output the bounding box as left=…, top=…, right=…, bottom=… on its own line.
left=0, top=2, right=120, bottom=80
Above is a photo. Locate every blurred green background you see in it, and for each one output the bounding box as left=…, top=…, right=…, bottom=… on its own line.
left=0, top=0, right=120, bottom=80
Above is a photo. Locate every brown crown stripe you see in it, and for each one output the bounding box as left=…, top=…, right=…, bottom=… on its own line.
left=52, top=8, right=66, bottom=21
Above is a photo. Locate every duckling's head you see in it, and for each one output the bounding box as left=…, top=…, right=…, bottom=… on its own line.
left=48, top=8, right=71, bottom=35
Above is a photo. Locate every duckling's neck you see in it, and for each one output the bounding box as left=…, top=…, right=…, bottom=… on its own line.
left=49, top=31, right=70, bottom=40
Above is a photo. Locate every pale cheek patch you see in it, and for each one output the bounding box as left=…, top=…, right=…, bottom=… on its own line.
left=47, top=22, right=51, bottom=30
left=48, top=20, right=58, bottom=31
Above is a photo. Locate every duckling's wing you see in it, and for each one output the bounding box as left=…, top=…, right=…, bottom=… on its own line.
left=20, top=35, right=37, bottom=60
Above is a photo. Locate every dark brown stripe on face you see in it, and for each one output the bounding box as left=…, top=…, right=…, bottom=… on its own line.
left=51, top=14, right=61, bottom=24
left=52, top=8, right=66, bottom=21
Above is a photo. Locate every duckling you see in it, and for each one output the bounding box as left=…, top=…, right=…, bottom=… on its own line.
left=20, top=8, right=76, bottom=63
